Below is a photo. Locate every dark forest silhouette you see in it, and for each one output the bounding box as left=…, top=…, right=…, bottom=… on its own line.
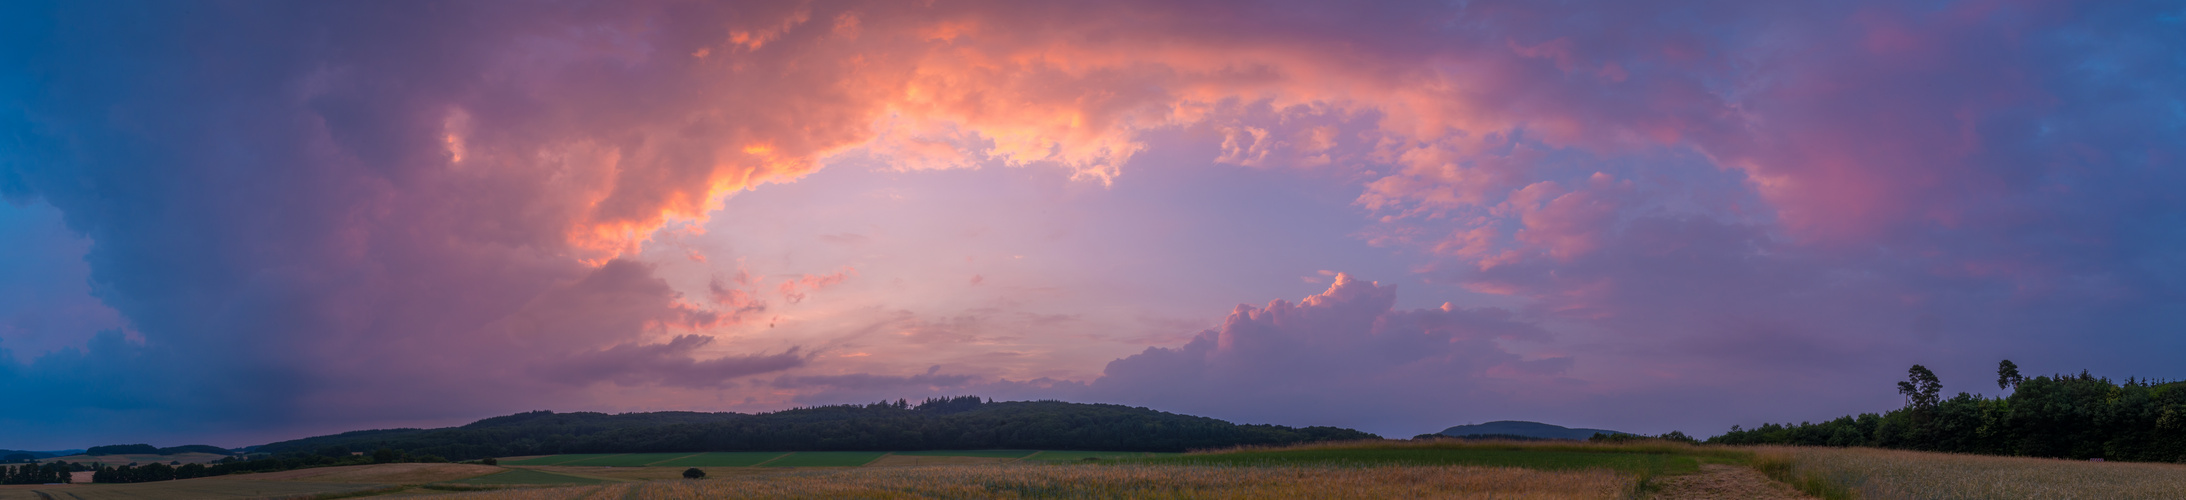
left=1710, top=360, right=2186, bottom=462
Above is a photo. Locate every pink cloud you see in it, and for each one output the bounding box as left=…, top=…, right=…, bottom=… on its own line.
left=778, top=267, right=856, bottom=304
left=6, top=0, right=2179, bottom=447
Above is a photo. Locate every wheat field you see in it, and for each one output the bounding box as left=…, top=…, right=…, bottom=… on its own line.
left=1755, top=445, right=2186, bottom=500
left=419, top=463, right=1637, bottom=499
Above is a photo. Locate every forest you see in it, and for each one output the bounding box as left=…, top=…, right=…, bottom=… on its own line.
left=1709, top=360, right=2186, bottom=462
left=257, top=397, right=1374, bottom=461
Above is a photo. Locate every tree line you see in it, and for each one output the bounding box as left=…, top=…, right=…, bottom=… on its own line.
left=84, top=447, right=464, bottom=483
left=1710, top=360, right=2186, bottom=462
left=0, top=463, right=71, bottom=485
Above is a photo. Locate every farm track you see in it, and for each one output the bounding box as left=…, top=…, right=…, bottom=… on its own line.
left=1649, top=464, right=1811, bottom=499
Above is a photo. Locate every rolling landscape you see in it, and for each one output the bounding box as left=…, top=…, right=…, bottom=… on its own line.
left=5, top=0, right=2184, bottom=498
left=11, top=367, right=2186, bottom=499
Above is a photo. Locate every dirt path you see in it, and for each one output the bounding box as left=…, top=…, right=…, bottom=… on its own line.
left=1651, top=464, right=1813, bottom=499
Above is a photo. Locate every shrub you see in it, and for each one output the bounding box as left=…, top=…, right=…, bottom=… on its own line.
left=682, top=467, right=706, bottom=479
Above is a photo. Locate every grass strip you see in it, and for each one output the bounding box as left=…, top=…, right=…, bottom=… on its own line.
left=761, top=451, right=888, bottom=467
left=557, top=453, right=696, bottom=467
left=449, top=468, right=613, bottom=485
left=652, top=452, right=788, bottom=467
left=498, top=453, right=618, bottom=466
left=891, top=450, right=1040, bottom=459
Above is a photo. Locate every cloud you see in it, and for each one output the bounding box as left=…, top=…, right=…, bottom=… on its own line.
left=0, top=0, right=2178, bottom=448
left=543, top=335, right=806, bottom=389
left=773, top=365, right=977, bottom=392
left=778, top=267, right=855, bottom=304
left=1079, top=274, right=1559, bottom=431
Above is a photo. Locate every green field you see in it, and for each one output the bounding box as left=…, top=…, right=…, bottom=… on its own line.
left=648, top=452, right=790, bottom=467
left=499, top=453, right=622, bottom=466
left=1137, top=447, right=1703, bottom=476
left=555, top=453, right=698, bottom=466
left=761, top=451, right=888, bottom=467
left=1024, top=450, right=1177, bottom=461
left=892, top=449, right=1039, bottom=458
left=447, top=468, right=613, bottom=485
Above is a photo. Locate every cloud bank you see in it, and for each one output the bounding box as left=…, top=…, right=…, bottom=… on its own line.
left=0, top=0, right=2179, bottom=445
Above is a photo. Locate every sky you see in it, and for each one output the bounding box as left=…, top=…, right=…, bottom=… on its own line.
left=1, top=0, right=2182, bottom=449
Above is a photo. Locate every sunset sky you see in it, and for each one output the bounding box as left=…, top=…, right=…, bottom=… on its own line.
left=3, top=1, right=2183, bottom=449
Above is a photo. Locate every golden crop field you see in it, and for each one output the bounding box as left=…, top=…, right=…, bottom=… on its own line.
left=1754, top=445, right=2186, bottom=500
left=420, top=464, right=1638, bottom=500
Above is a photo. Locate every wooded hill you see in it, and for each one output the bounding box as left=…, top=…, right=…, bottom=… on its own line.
left=1437, top=421, right=1629, bottom=440
left=256, top=397, right=1376, bottom=461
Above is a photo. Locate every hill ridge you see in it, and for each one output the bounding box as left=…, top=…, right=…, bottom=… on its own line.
left=256, top=398, right=1378, bottom=460
left=1438, top=420, right=1628, bottom=440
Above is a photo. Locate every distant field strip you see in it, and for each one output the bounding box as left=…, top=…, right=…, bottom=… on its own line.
left=414, top=464, right=1636, bottom=499
left=892, top=449, right=1038, bottom=458
left=648, top=452, right=789, bottom=467
left=1143, top=447, right=1702, bottom=476
left=761, top=451, right=889, bottom=467
left=499, top=454, right=621, bottom=466
left=1024, top=451, right=1174, bottom=461
left=0, top=479, right=383, bottom=500
left=555, top=453, right=698, bottom=466
left=449, top=468, right=614, bottom=485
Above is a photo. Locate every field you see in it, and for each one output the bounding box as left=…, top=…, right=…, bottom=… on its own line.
left=650, top=452, right=788, bottom=467
left=406, top=441, right=1733, bottom=499
left=0, top=463, right=504, bottom=500
left=26, top=441, right=2186, bottom=498
left=416, top=464, right=1638, bottom=500
left=756, top=451, right=890, bottom=467
left=448, top=468, right=613, bottom=485
left=550, top=453, right=697, bottom=467
left=501, top=450, right=1076, bottom=467
left=0, top=479, right=388, bottom=500
left=497, top=454, right=622, bottom=466
left=1022, top=450, right=1175, bottom=461
left=1755, top=445, right=2186, bottom=500
left=891, top=449, right=1037, bottom=458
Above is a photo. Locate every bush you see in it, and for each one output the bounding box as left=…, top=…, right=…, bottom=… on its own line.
left=480, top=457, right=497, bottom=466
left=683, top=467, right=706, bottom=479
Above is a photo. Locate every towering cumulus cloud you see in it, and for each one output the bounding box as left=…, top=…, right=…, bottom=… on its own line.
left=1086, top=275, right=1563, bottom=432
left=0, top=0, right=2180, bottom=445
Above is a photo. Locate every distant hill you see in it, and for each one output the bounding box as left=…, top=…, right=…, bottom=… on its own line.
left=84, top=444, right=235, bottom=456
left=257, top=397, right=1379, bottom=461
left=38, top=452, right=234, bottom=465
left=1438, top=421, right=1629, bottom=440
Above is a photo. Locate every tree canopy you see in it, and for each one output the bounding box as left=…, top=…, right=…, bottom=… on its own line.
left=1713, top=362, right=2186, bottom=463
